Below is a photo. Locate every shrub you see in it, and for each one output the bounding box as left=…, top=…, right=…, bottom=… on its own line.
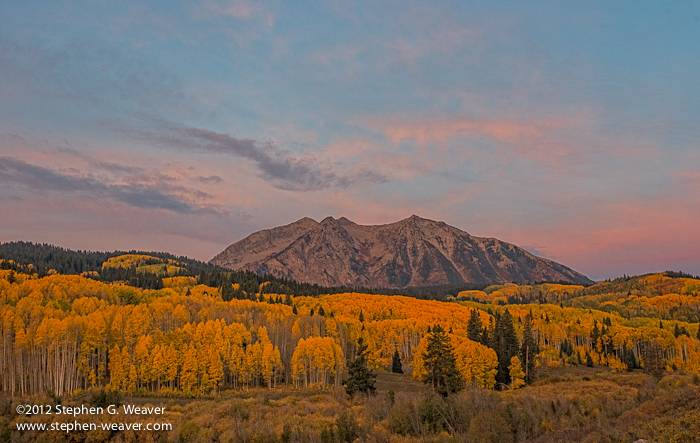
left=89, top=389, right=122, bottom=408
left=336, top=411, right=361, bottom=442
left=178, top=420, right=200, bottom=443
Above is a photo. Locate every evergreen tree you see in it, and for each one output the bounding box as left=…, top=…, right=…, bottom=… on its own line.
left=292, top=305, right=298, bottom=315
left=318, top=306, right=325, bottom=317
left=697, top=326, right=700, bottom=341
left=590, top=320, right=600, bottom=344
left=358, top=310, right=365, bottom=323
left=345, top=337, right=376, bottom=397
left=420, top=325, right=463, bottom=396
left=481, top=317, right=493, bottom=346
left=520, top=311, right=537, bottom=384
left=391, top=349, right=403, bottom=374
left=221, top=284, right=234, bottom=302
left=586, top=351, right=594, bottom=368
left=491, top=310, right=519, bottom=386
left=467, top=309, right=483, bottom=342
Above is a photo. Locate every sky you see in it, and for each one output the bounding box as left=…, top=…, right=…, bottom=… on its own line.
left=1, top=1, right=699, bottom=281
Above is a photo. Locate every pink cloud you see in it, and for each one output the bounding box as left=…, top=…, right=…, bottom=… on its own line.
left=376, top=115, right=601, bottom=174
left=383, top=117, right=573, bottom=146
left=492, top=197, right=700, bottom=280
left=320, top=138, right=438, bottom=181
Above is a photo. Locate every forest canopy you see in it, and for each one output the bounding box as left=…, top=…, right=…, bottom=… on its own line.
left=1, top=254, right=699, bottom=398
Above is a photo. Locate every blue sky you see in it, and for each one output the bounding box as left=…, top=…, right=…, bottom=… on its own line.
left=1, top=1, right=699, bottom=280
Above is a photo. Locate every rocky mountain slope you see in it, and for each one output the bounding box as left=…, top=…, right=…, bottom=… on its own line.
left=210, top=215, right=594, bottom=287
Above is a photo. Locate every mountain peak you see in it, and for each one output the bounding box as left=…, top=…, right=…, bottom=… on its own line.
left=211, top=216, right=593, bottom=287
left=320, top=216, right=339, bottom=226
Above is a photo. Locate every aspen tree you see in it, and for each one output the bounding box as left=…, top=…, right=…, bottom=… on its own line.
left=208, top=346, right=224, bottom=392
left=181, top=344, right=198, bottom=393
left=508, top=356, right=526, bottom=389
left=151, top=346, right=165, bottom=390
left=128, top=364, right=137, bottom=393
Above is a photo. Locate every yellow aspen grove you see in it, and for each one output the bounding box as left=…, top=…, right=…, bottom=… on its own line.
left=258, top=326, right=282, bottom=389
left=291, top=336, right=343, bottom=388
left=326, top=317, right=338, bottom=338
left=173, top=304, right=190, bottom=326
left=2, top=266, right=700, bottom=398
left=453, top=337, right=498, bottom=388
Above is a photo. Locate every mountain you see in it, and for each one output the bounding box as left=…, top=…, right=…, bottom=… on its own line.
left=210, top=215, right=594, bottom=287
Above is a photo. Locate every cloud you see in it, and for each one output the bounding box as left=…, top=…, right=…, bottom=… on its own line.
left=383, top=117, right=572, bottom=147
left=0, top=35, right=185, bottom=123
left=0, top=156, right=223, bottom=215
left=88, top=160, right=143, bottom=175
left=194, top=175, right=224, bottom=184
left=115, top=123, right=387, bottom=191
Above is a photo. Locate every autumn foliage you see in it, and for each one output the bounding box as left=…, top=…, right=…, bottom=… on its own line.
left=1, top=261, right=700, bottom=400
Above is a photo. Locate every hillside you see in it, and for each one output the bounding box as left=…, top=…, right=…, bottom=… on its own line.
left=0, top=241, right=216, bottom=276
left=1, top=264, right=699, bottom=442
left=0, top=242, right=350, bottom=297
left=211, top=215, right=594, bottom=287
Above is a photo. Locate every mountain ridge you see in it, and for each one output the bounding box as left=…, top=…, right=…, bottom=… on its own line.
left=211, top=215, right=594, bottom=287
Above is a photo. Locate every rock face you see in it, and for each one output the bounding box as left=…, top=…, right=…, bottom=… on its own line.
left=210, top=215, right=594, bottom=287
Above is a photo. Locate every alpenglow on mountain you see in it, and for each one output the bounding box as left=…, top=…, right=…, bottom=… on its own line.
left=210, top=216, right=594, bottom=288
